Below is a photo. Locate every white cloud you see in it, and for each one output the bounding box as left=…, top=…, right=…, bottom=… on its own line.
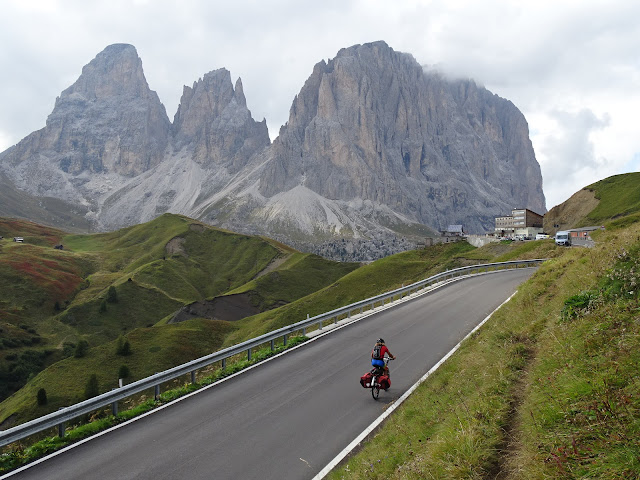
left=1, top=0, right=639, bottom=209
left=535, top=109, right=612, bottom=205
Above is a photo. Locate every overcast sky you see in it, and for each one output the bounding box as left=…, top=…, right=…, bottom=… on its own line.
left=1, top=0, right=638, bottom=210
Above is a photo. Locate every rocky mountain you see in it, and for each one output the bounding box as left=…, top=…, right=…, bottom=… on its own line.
left=0, top=44, right=171, bottom=205
left=0, top=41, right=546, bottom=255
left=208, top=42, right=545, bottom=240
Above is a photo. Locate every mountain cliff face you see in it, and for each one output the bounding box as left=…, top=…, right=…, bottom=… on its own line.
left=203, top=42, right=545, bottom=237
left=0, top=41, right=546, bottom=253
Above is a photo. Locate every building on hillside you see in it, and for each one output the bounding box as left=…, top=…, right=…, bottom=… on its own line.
left=568, top=226, right=605, bottom=241
left=494, top=208, right=544, bottom=238
left=440, top=225, right=465, bottom=243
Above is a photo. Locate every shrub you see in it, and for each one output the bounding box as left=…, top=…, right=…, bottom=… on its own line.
left=74, top=340, right=89, bottom=358
left=62, top=342, right=76, bottom=358
left=116, top=336, right=131, bottom=356
left=84, top=374, right=99, bottom=399
left=118, top=365, right=130, bottom=379
left=561, top=291, right=596, bottom=321
left=107, top=286, right=118, bottom=303
left=36, top=388, right=47, bottom=406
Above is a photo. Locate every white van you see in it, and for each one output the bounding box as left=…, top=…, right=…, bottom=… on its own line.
left=535, top=233, right=549, bottom=240
left=555, top=231, right=571, bottom=246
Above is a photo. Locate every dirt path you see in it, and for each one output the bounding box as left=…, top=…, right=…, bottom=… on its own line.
left=487, top=342, right=538, bottom=480
left=255, top=254, right=291, bottom=279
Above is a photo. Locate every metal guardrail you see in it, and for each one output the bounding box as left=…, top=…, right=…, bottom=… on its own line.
left=0, top=259, right=545, bottom=447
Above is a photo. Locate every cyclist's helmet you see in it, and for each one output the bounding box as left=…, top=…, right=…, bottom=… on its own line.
left=377, top=338, right=385, bottom=344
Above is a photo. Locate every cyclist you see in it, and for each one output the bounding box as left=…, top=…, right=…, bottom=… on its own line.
left=371, top=338, right=395, bottom=377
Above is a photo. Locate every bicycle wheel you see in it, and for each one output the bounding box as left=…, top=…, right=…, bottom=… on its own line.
left=371, top=384, right=380, bottom=400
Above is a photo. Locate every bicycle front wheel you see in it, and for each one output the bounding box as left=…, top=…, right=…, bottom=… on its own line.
left=371, top=385, right=380, bottom=400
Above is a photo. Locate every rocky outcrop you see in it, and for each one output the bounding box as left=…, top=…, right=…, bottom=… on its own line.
left=172, top=69, right=269, bottom=172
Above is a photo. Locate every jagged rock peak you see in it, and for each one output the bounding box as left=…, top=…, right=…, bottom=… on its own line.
left=0, top=42, right=171, bottom=186
left=173, top=69, right=235, bottom=132
left=58, top=43, right=152, bottom=102
left=172, top=68, right=270, bottom=169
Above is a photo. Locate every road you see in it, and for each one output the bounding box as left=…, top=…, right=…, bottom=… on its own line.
left=7, top=268, right=535, bottom=480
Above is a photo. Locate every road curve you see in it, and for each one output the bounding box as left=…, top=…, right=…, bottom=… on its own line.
left=7, top=268, right=535, bottom=480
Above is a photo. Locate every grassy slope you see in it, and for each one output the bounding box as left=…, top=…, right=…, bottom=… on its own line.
left=0, top=215, right=360, bottom=425
left=580, top=172, right=640, bottom=225
left=1, top=319, right=238, bottom=424
left=226, top=252, right=361, bottom=310
left=544, top=172, right=640, bottom=234
left=55, top=217, right=283, bottom=344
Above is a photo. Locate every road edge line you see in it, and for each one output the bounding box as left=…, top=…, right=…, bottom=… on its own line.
left=311, top=290, right=519, bottom=480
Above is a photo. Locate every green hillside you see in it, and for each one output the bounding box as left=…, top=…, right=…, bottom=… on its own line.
left=544, top=172, right=640, bottom=234
left=581, top=172, right=640, bottom=223
left=0, top=214, right=359, bottom=420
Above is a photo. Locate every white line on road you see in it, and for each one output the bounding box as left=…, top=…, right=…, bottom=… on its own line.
left=311, top=289, right=519, bottom=479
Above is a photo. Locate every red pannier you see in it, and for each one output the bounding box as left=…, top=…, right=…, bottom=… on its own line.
left=360, top=372, right=391, bottom=390
left=360, top=372, right=373, bottom=388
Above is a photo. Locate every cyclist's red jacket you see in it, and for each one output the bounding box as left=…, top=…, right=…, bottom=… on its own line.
left=372, top=345, right=390, bottom=359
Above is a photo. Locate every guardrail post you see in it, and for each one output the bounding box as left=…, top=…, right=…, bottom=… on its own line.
left=283, top=335, right=288, bottom=346
left=57, top=407, right=65, bottom=438
left=154, top=384, right=160, bottom=400
left=270, top=339, right=275, bottom=351
left=112, top=400, right=118, bottom=416
left=248, top=349, right=252, bottom=361
left=318, top=321, right=322, bottom=330
left=222, top=358, right=226, bottom=369
left=334, top=316, right=337, bottom=324
left=191, top=370, right=196, bottom=384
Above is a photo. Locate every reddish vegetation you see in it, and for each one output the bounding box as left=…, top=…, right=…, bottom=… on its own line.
left=0, top=218, right=65, bottom=246
left=6, top=256, right=83, bottom=301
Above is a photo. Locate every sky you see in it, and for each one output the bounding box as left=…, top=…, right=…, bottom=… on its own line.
left=1, top=0, right=638, bottom=210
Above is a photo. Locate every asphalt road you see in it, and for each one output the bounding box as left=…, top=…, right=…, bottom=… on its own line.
left=7, top=268, right=535, bottom=480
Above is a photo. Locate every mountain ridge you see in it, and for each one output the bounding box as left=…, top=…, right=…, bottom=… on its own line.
left=0, top=41, right=546, bottom=256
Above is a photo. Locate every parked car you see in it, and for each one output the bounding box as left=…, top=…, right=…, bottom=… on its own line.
left=555, top=231, right=571, bottom=246
left=535, top=233, right=549, bottom=240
